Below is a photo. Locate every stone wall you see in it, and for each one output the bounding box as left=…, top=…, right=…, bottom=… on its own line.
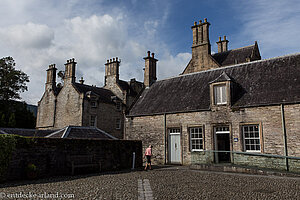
left=126, top=115, right=165, bottom=165
left=82, top=99, right=123, bottom=139
left=3, top=137, right=142, bottom=182
left=54, top=83, right=83, bottom=128
left=126, top=104, right=300, bottom=168
left=36, top=90, right=56, bottom=129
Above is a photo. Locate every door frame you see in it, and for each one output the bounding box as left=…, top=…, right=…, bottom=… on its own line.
left=213, top=124, right=232, bottom=163
left=167, top=127, right=182, bottom=164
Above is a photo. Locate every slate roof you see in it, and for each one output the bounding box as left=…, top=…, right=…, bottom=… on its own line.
left=0, top=128, right=55, bottom=137
left=46, top=126, right=117, bottom=139
left=73, top=83, right=116, bottom=104
left=212, top=44, right=258, bottom=66
left=118, top=79, right=144, bottom=96
left=129, top=53, right=300, bottom=116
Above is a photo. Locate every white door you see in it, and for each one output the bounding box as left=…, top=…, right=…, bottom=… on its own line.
left=168, top=128, right=181, bottom=164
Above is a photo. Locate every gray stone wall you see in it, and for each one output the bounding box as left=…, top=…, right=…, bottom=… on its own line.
left=36, top=89, right=56, bottom=129
left=126, top=104, right=300, bottom=167
left=82, top=99, right=123, bottom=139
left=54, top=83, right=83, bottom=128
left=3, top=137, right=142, bottom=182
left=125, top=115, right=165, bottom=165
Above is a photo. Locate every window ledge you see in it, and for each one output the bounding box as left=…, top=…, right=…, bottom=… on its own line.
left=191, top=149, right=204, bottom=152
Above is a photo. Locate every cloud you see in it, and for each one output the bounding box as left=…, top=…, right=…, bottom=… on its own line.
left=232, top=0, right=300, bottom=58
left=0, top=0, right=185, bottom=105
left=0, top=23, right=54, bottom=49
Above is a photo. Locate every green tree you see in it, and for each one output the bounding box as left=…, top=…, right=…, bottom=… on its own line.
left=0, top=56, right=29, bottom=101
left=0, top=57, right=35, bottom=128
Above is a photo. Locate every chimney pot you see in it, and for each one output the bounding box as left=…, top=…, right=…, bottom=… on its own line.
left=204, top=18, right=207, bottom=23
left=224, top=36, right=226, bottom=40
left=107, top=60, right=109, bottom=63
left=72, top=58, right=75, bottom=62
left=219, top=37, right=222, bottom=42
left=113, top=58, right=115, bottom=62
left=116, top=57, right=118, bottom=61
left=194, top=21, right=197, bottom=26
left=151, top=53, right=155, bottom=58
left=79, top=77, right=84, bottom=84
left=199, top=20, right=202, bottom=24
left=147, top=51, right=150, bottom=57
left=110, top=59, right=112, bottom=62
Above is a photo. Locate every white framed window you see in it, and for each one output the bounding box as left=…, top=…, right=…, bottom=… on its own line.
left=242, top=124, right=260, bottom=152
left=91, top=101, right=97, bottom=108
left=169, top=128, right=180, bottom=134
left=116, top=118, right=121, bottom=129
left=190, top=127, right=204, bottom=151
left=90, top=115, right=96, bottom=127
left=214, top=84, right=227, bottom=105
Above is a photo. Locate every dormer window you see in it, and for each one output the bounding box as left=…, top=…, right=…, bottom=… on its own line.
left=214, top=84, right=227, bottom=105
left=209, top=72, right=232, bottom=107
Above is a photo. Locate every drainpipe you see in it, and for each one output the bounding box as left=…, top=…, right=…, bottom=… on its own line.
left=280, top=104, right=289, bottom=171
left=53, top=99, right=57, bottom=127
left=164, top=113, right=167, bottom=164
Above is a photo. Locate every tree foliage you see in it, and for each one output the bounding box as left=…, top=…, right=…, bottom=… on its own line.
left=0, top=56, right=29, bottom=101
left=0, top=57, right=35, bottom=128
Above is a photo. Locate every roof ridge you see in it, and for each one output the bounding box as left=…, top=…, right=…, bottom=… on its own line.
left=155, top=52, right=300, bottom=83
left=212, top=44, right=255, bottom=56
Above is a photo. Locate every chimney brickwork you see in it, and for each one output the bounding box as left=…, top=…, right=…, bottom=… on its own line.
left=64, top=58, right=76, bottom=84
left=183, top=18, right=219, bottom=74
left=144, top=51, right=158, bottom=87
left=104, top=57, right=120, bottom=86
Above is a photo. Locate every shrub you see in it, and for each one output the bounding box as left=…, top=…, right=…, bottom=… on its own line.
left=0, top=134, right=17, bottom=181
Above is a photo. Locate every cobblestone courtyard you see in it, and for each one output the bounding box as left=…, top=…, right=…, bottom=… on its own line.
left=0, top=166, right=299, bottom=200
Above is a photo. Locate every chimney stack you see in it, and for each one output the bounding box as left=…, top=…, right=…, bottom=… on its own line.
left=144, top=51, right=158, bottom=87
left=64, top=58, right=77, bottom=83
left=46, top=64, right=57, bottom=89
left=216, top=36, right=229, bottom=53
left=104, top=57, right=120, bottom=86
left=79, top=77, right=84, bottom=84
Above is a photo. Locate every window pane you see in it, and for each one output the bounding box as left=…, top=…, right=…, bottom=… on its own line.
left=243, top=125, right=261, bottom=152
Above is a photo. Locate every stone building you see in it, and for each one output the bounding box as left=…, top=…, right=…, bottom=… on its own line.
left=36, top=57, right=143, bottom=139
left=125, top=19, right=300, bottom=171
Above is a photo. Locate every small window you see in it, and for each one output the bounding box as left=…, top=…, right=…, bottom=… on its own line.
left=242, top=124, right=260, bottom=152
left=116, top=118, right=121, bottom=129
left=91, top=101, right=97, bottom=108
left=169, top=128, right=180, bottom=134
left=116, top=102, right=121, bottom=111
left=90, top=115, right=96, bottom=127
left=190, top=127, right=204, bottom=151
left=214, top=84, right=227, bottom=105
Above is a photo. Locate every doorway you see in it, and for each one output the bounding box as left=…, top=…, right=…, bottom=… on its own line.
left=214, top=126, right=231, bottom=163
left=168, top=128, right=181, bottom=164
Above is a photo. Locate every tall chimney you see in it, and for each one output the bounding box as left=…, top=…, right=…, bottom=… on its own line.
left=221, top=36, right=229, bottom=52
left=46, top=64, right=57, bottom=89
left=64, top=58, right=76, bottom=84
left=216, top=37, right=223, bottom=53
left=104, top=57, right=120, bottom=86
left=144, top=51, right=158, bottom=87
left=216, top=36, right=229, bottom=53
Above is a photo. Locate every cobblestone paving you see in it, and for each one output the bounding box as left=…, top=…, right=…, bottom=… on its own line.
left=0, top=166, right=299, bottom=200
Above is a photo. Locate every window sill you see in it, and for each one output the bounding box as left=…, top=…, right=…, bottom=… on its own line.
left=191, top=149, right=204, bottom=152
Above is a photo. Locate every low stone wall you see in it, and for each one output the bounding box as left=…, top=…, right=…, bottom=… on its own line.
left=1, top=136, right=142, bottom=182
left=191, top=151, right=300, bottom=173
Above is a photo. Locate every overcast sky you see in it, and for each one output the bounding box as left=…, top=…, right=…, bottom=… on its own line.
left=0, top=0, right=299, bottom=105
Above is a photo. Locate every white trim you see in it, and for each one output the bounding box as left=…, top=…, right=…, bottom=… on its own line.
left=215, top=131, right=230, bottom=134
left=169, top=132, right=180, bottom=135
